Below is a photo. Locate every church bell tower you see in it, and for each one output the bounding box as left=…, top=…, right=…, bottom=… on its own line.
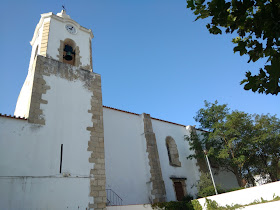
left=15, top=10, right=94, bottom=118
left=14, top=10, right=106, bottom=209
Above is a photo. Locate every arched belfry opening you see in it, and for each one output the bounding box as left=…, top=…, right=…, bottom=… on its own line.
left=58, top=38, right=80, bottom=66
left=63, top=39, right=76, bottom=65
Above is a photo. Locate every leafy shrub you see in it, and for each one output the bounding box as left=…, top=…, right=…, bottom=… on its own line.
left=205, top=199, right=221, bottom=210
left=191, top=200, right=202, bottom=210
left=198, top=186, right=221, bottom=198
left=153, top=195, right=280, bottom=210
left=151, top=201, right=194, bottom=210
left=182, top=195, right=194, bottom=202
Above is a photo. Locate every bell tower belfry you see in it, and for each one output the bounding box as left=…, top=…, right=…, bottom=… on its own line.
left=15, top=10, right=94, bottom=118
left=28, top=10, right=93, bottom=71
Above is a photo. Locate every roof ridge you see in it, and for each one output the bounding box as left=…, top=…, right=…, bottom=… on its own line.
left=103, top=105, right=186, bottom=127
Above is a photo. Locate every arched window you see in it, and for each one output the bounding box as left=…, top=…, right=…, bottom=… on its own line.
left=62, top=39, right=76, bottom=66
left=166, top=136, right=181, bottom=167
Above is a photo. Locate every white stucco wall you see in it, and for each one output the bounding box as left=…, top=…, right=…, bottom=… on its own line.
left=103, top=108, right=150, bottom=205
left=103, top=109, right=202, bottom=204
left=104, top=110, right=240, bottom=205
left=29, top=20, right=43, bottom=71
left=0, top=75, right=94, bottom=208
left=14, top=32, right=43, bottom=118
left=212, top=168, right=239, bottom=190
left=14, top=68, right=35, bottom=118
left=152, top=120, right=200, bottom=201
left=14, top=17, right=47, bottom=118
left=107, top=204, right=153, bottom=210
left=0, top=177, right=90, bottom=210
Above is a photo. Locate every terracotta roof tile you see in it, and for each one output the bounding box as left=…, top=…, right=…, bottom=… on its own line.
left=0, top=113, right=27, bottom=121
left=103, top=105, right=139, bottom=116
left=103, top=105, right=186, bottom=127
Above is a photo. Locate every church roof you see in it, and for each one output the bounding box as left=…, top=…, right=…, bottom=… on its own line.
left=103, top=105, right=186, bottom=127
left=0, top=113, right=27, bottom=121
left=103, top=105, right=208, bottom=132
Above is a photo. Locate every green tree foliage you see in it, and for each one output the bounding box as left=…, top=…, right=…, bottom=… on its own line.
left=152, top=200, right=194, bottom=210
left=196, top=172, right=224, bottom=198
left=186, top=0, right=280, bottom=95
left=187, top=100, right=280, bottom=186
left=251, top=114, right=280, bottom=181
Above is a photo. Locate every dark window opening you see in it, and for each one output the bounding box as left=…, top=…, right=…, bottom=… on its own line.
left=166, top=143, right=172, bottom=163
left=63, top=44, right=75, bottom=65
left=62, top=39, right=76, bottom=66
left=60, top=144, right=63, bottom=173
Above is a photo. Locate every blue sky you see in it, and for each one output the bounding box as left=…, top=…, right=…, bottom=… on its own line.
left=0, top=0, right=279, bottom=127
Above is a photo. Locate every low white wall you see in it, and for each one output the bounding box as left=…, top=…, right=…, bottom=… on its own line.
left=107, top=204, right=153, bottom=210
left=107, top=201, right=280, bottom=210
left=106, top=191, right=280, bottom=210
left=243, top=200, right=280, bottom=210
left=197, top=181, right=280, bottom=209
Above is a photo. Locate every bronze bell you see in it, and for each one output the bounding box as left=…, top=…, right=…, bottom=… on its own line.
left=63, top=45, right=75, bottom=61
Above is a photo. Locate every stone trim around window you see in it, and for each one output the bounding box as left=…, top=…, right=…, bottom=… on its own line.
left=165, top=136, right=181, bottom=167
left=57, top=39, right=81, bottom=68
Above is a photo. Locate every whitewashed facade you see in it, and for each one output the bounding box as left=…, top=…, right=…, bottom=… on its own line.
left=103, top=107, right=239, bottom=205
left=0, top=10, right=239, bottom=209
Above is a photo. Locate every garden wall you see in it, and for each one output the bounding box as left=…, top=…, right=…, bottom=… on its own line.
left=197, top=181, right=280, bottom=209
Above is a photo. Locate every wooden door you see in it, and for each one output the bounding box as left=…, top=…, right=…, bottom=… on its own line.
left=174, top=181, right=184, bottom=201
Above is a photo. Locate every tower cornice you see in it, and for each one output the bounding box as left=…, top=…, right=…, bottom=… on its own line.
left=30, top=12, right=93, bottom=46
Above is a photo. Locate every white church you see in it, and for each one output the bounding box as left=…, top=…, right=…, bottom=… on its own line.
left=0, top=10, right=238, bottom=209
